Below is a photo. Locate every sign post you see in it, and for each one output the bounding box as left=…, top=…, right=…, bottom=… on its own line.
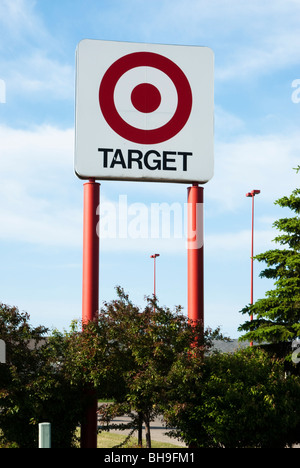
left=75, top=39, right=214, bottom=449
left=82, top=179, right=100, bottom=325
left=80, top=179, right=99, bottom=449
left=187, top=184, right=204, bottom=326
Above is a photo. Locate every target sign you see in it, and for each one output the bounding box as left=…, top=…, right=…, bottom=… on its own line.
left=75, top=40, right=214, bottom=183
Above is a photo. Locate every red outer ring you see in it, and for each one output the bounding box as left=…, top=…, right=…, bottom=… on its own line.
left=99, top=51, right=192, bottom=144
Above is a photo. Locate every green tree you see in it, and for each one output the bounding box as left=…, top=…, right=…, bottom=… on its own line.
left=65, top=287, right=223, bottom=448
left=163, top=348, right=300, bottom=448
left=239, top=167, right=300, bottom=355
left=0, top=303, right=49, bottom=447
left=0, top=304, right=83, bottom=448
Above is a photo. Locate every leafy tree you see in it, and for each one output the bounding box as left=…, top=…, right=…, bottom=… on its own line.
left=163, top=348, right=300, bottom=448
left=0, top=303, right=49, bottom=447
left=239, top=167, right=300, bottom=357
left=65, top=287, right=224, bottom=448
left=0, top=304, right=83, bottom=448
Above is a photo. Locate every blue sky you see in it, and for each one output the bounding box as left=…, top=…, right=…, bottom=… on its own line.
left=0, top=0, right=299, bottom=338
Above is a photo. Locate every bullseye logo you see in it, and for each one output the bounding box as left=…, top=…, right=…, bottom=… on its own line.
left=99, top=52, right=193, bottom=145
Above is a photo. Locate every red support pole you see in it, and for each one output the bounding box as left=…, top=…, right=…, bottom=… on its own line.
left=80, top=394, right=98, bottom=449
left=187, top=184, right=204, bottom=326
left=81, top=179, right=100, bottom=449
left=82, top=179, right=100, bottom=325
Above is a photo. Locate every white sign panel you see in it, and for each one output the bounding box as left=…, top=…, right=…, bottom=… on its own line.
left=75, top=39, right=214, bottom=184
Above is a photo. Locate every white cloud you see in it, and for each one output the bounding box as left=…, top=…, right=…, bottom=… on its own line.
left=206, top=228, right=275, bottom=258
left=0, top=124, right=82, bottom=247
left=6, top=52, right=74, bottom=100
left=216, top=31, right=300, bottom=82
left=0, top=122, right=298, bottom=252
left=140, top=0, right=300, bottom=82
left=0, top=0, right=74, bottom=101
left=0, top=0, right=47, bottom=49
left=206, top=132, right=300, bottom=211
left=0, top=124, right=73, bottom=173
left=214, top=106, right=245, bottom=137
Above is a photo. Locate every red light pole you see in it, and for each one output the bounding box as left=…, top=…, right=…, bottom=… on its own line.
left=150, top=254, right=160, bottom=298
left=246, top=189, right=260, bottom=347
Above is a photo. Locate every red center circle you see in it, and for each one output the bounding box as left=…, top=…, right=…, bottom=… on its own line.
left=131, top=83, right=161, bottom=113
left=99, top=51, right=192, bottom=145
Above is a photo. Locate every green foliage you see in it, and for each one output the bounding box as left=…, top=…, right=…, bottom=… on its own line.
left=0, top=304, right=48, bottom=447
left=0, top=304, right=83, bottom=448
left=2, top=287, right=300, bottom=449
left=64, top=287, right=219, bottom=447
left=239, top=169, right=300, bottom=352
left=163, top=348, right=300, bottom=448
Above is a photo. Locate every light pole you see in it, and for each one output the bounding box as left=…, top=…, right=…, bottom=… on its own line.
left=246, top=189, right=260, bottom=346
left=150, top=254, right=160, bottom=298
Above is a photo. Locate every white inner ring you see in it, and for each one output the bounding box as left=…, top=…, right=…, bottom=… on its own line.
left=114, top=66, right=178, bottom=130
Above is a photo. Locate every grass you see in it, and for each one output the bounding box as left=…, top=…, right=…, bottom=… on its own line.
left=97, top=431, right=183, bottom=448
left=0, top=427, right=183, bottom=449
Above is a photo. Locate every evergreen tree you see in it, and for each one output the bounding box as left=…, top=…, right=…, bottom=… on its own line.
left=239, top=167, right=300, bottom=348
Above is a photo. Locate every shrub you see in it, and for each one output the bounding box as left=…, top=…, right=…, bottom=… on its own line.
left=163, top=348, right=300, bottom=448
